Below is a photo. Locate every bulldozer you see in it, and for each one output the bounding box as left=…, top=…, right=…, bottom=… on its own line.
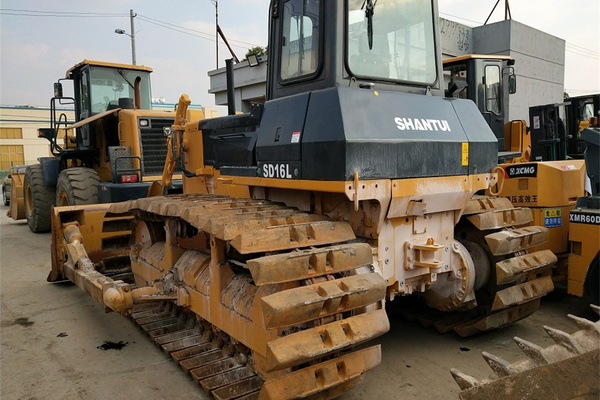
left=46, top=1, right=556, bottom=399
left=10, top=60, right=189, bottom=233
left=443, top=54, right=599, bottom=305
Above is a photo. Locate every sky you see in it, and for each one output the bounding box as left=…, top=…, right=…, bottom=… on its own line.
left=0, top=0, right=598, bottom=109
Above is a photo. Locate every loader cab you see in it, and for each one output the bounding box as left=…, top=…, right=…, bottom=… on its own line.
left=266, top=0, right=444, bottom=100
left=55, top=60, right=153, bottom=152
left=65, top=60, right=153, bottom=120
left=443, top=55, right=516, bottom=150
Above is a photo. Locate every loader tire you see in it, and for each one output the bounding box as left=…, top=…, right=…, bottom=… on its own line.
left=585, top=253, right=599, bottom=306
left=23, top=164, right=55, bottom=233
left=2, top=186, right=9, bottom=206
left=56, top=168, right=100, bottom=206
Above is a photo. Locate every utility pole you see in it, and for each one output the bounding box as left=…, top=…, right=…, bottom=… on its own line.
left=211, top=1, right=218, bottom=69
left=115, top=9, right=137, bottom=65
left=130, top=9, right=136, bottom=65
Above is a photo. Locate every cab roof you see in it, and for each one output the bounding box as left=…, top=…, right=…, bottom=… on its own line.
left=443, top=54, right=513, bottom=65
left=65, top=59, right=153, bottom=78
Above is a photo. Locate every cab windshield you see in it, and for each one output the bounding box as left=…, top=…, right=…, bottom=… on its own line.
left=88, top=66, right=152, bottom=114
left=347, top=0, right=437, bottom=85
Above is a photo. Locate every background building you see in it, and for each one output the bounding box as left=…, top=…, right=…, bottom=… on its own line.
left=0, top=105, right=69, bottom=175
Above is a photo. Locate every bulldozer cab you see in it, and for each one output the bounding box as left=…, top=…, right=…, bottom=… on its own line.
left=266, top=0, right=444, bottom=100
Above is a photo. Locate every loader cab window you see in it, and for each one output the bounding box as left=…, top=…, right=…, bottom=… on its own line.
left=484, top=64, right=501, bottom=115
left=444, top=63, right=468, bottom=99
left=87, top=66, right=152, bottom=114
left=581, top=102, right=594, bottom=121
left=346, top=0, right=437, bottom=85
left=78, top=70, right=91, bottom=120
left=280, top=0, right=321, bottom=81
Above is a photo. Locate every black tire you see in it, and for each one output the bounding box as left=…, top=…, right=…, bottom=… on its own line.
left=56, top=168, right=100, bottom=206
left=24, top=164, right=56, bottom=233
left=585, top=253, right=599, bottom=306
left=2, top=186, right=9, bottom=206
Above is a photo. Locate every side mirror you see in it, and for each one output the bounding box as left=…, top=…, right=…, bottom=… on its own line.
left=508, top=74, right=517, bottom=94
left=54, top=82, right=63, bottom=98
left=448, top=81, right=468, bottom=97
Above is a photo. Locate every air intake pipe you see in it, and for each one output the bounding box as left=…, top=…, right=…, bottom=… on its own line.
left=226, top=58, right=236, bottom=116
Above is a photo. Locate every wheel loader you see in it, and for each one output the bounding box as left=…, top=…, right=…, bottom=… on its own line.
left=47, top=1, right=555, bottom=399
left=13, top=60, right=191, bottom=233
left=443, top=54, right=599, bottom=305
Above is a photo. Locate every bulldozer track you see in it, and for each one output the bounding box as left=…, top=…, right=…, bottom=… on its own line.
left=52, top=192, right=556, bottom=397
left=451, top=304, right=600, bottom=400
left=104, top=193, right=389, bottom=400
left=130, top=302, right=264, bottom=400
left=394, top=195, right=556, bottom=337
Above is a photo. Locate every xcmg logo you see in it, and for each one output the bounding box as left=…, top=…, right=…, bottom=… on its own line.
left=505, top=164, right=537, bottom=178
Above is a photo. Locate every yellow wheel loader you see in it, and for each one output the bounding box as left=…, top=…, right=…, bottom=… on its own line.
left=13, top=60, right=188, bottom=233
left=47, top=1, right=555, bottom=399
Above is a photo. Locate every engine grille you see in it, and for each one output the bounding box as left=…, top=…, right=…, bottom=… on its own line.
left=139, top=117, right=175, bottom=176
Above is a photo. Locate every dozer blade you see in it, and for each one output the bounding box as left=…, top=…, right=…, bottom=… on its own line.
left=259, top=345, right=381, bottom=400
left=495, top=249, right=557, bottom=285
left=265, top=309, right=389, bottom=372
left=490, top=276, right=554, bottom=311
left=484, top=226, right=549, bottom=256
left=261, top=273, right=386, bottom=329
left=247, top=243, right=373, bottom=285
left=463, top=196, right=514, bottom=216
left=467, top=207, right=533, bottom=230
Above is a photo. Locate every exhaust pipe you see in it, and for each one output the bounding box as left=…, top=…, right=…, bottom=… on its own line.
left=226, top=58, right=236, bottom=116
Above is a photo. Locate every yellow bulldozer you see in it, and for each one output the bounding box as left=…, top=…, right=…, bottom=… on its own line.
left=7, top=60, right=190, bottom=233
left=46, top=1, right=557, bottom=399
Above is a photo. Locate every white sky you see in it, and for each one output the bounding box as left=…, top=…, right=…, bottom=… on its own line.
left=1, top=0, right=598, bottom=108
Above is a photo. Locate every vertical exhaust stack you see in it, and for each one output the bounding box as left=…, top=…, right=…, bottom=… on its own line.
left=226, top=58, right=236, bottom=116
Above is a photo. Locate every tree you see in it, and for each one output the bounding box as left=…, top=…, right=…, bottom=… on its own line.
left=243, top=46, right=267, bottom=61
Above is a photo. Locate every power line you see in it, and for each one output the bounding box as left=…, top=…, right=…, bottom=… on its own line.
left=567, top=42, right=599, bottom=55
left=565, top=44, right=599, bottom=59
left=0, top=8, right=261, bottom=50
left=0, top=9, right=126, bottom=18
left=439, top=12, right=482, bottom=26
left=566, top=46, right=600, bottom=60
left=136, top=14, right=215, bottom=41
left=136, top=14, right=261, bottom=49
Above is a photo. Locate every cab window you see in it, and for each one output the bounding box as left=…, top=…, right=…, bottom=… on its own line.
left=347, top=0, right=437, bottom=85
left=280, top=0, right=321, bottom=81
left=484, top=65, right=501, bottom=115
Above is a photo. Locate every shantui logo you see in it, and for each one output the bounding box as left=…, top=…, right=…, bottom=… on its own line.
left=394, top=117, right=452, bottom=132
